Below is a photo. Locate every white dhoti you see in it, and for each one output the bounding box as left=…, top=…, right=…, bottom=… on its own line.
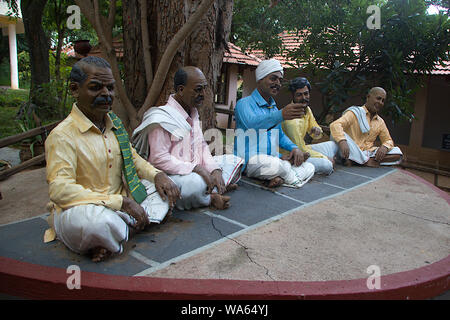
left=53, top=179, right=168, bottom=255
left=245, top=154, right=315, bottom=188
left=365, top=146, right=403, bottom=165
left=311, top=134, right=403, bottom=165
left=168, top=154, right=244, bottom=210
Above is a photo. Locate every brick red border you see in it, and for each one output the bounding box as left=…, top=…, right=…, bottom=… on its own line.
left=0, top=169, right=448, bottom=299
left=0, top=255, right=448, bottom=299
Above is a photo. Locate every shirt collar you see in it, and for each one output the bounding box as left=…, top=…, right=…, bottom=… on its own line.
left=362, top=105, right=379, bottom=120
left=251, top=89, right=277, bottom=109
left=167, top=94, right=199, bottom=121
left=70, top=103, right=116, bottom=134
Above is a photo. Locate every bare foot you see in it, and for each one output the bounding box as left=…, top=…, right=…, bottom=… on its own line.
left=90, top=247, right=111, bottom=262
left=329, top=157, right=336, bottom=170
left=266, top=176, right=284, bottom=188
left=365, top=158, right=380, bottom=167
left=210, top=193, right=231, bottom=210
left=226, top=183, right=238, bottom=192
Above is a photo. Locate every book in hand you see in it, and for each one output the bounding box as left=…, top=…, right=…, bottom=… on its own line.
left=140, top=180, right=170, bottom=224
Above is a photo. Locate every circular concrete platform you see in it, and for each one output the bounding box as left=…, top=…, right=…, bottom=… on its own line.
left=0, top=169, right=448, bottom=299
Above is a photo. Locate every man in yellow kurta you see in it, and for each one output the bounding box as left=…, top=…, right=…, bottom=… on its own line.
left=281, top=77, right=334, bottom=175
left=45, top=56, right=180, bottom=262
left=319, top=87, right=403, bottom=167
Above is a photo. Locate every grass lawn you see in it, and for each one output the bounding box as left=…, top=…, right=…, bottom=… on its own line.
left=0, top=88, right=30, bottom=139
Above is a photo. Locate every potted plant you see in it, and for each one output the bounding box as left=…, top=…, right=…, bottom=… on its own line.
left=73, top=39, right=92, bottom=57
left=17, top=110, right=45, bottom=163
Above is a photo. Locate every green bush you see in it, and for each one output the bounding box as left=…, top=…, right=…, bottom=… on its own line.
left=0, top=88, right=30, bottom=139
left=0, top=60, right=10, bottom=86
left=0, top=93, right=26, bottom=109
left=18, top=51, right=31, bottom=86
left=31, top=79, right=74, bottom=120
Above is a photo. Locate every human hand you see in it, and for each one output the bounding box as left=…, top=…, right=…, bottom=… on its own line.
left=282, top=103, right=306, bottom=120
left=154, top=172, right=181, bottom=208
left=338, top=140, right=350, bottom=159
left=375, top=145, right=388, bottom=162
left=121, top=196, right=148, bottom=231
left=281, top=153, right=290, bottom=161
left=211, top=169, right=226, bottom=194
left=286, top=148, right=308, bottom=167
left=194, top=165, right=215, bottom=194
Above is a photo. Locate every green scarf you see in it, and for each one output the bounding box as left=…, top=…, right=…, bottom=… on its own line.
left=108, top=112, right=147, bottom=204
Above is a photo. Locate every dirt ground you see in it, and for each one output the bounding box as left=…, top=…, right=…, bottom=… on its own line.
left=0, top=166, right=49, bottom=225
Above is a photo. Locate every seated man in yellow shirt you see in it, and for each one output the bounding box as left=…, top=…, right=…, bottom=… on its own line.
left=314, top=87, right=403, bottom=167
left=281, top=77, right=334, bottom=175
left=45, top=56, right=180, bottom=262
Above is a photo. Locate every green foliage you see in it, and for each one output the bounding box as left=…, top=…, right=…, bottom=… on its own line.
left=232, top=0, right=450, bottom=123
left=17, top=111, right=44, bottom=158
left=0, top=59, right=11, bottom=87
left=30, top=79, right=74, bottom=120
left=16, top=49, right=73, bottom=118
left=49, top=50, right=72, bottom=80
left=0, top=33, right=29, bottom=87
left=17, top=51, right=31, bottom=87
left=0, top=88, right=29, bottom=139
left=0, top=87, right=29, bottom=108
left=231, top=0, right=284, bottom=57
left=63, top=0, right=123, bottom=45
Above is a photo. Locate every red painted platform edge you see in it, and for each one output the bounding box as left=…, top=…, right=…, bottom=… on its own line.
left=0, top=255, right=448, bottom=300
left=399, top=168, right=450, bottom=205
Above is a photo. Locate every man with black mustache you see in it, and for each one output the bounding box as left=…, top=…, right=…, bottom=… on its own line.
left=281, top=77, right=334, bottom=175
left=44, top=56, right=180, bottom=262
left=134, top=66, right=244, bottom=211
left=234, top=59, right=315, bottom=188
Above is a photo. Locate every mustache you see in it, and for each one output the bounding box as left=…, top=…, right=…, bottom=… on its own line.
left=295, top=99, right=309, bottom=104
left=93, top=96, right=113, bottom=106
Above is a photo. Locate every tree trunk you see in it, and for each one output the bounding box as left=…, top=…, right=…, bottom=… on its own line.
left=122, top=1, right=148, bottom=109
left=122, top=0, right=233, bottom=131
left=20, top=0, right=50, bottom=95
left=53, top=0, right=65, bottom=84
left=185, top=0, right=233, bottom=130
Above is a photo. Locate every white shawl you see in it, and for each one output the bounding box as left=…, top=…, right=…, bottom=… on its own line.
left=344, top=106, right=370, bottom=134
left=132, top=104, right=191, bottom=159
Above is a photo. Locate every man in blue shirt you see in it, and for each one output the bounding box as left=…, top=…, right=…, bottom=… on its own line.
left=234, top=59, right=315, bottom=188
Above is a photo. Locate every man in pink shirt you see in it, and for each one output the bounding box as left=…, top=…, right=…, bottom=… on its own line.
left=132, top=66, right=244, bottom=210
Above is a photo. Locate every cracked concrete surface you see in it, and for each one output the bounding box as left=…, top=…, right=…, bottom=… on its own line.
left=146, top=170, right=450, bottom=281
left=210, top=217, right=276, bottom=281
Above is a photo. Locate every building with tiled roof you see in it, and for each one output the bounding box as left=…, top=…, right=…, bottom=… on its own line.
left=249, top=30, right=306, bottom=68
left=223, top=42, right=261, bottom=66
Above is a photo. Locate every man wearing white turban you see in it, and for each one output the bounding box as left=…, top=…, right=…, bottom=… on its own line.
left=234, top=59, right=315, bottom=188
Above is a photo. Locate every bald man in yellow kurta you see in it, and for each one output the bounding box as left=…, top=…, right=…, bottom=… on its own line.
left=317, top=87, right=403, bottom=167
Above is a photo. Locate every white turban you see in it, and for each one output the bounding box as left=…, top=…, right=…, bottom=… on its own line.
left=255, top=59, right=284, bottom=82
